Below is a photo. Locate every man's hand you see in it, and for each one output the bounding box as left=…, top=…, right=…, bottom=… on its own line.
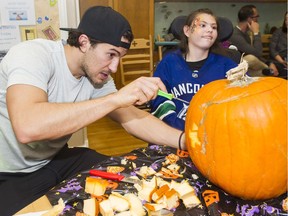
left=269, top=62, right=279, bottom=76
left=113, top=77, right=167, bottom=108
left=248, top=20, right=260, bottom=35
left=281, top=59, right=287, bottom=68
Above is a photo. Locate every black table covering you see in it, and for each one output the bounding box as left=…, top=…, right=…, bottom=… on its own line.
left=46, top=145, right=287, bottom=215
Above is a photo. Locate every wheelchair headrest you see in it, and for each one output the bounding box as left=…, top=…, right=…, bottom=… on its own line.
left=167, top=15, right=234, bottom=42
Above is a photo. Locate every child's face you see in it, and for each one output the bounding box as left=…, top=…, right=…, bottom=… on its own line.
left=185, top=13, right=218, bottom=50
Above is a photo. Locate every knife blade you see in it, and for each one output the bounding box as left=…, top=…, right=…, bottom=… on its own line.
left=157, top=90, right=190, bottom=104
left=89, top=170, right=142, bottom=185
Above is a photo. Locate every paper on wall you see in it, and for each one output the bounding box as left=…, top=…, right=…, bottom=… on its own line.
left=0, top=0, right=36, bottom=26
left=0, top=25, right=21, bottom=51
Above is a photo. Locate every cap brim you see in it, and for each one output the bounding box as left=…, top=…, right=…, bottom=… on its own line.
left=60, top=28, right=78, bottom=32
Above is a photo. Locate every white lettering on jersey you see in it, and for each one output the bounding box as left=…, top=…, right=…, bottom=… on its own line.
left=172, top=83, right=204, bottom=97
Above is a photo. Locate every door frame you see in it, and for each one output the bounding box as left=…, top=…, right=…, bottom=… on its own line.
left=58, top=0, right=80, bottom=40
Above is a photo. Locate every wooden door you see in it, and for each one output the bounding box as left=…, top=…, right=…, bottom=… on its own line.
left=79, top=0, right=114, bottom=17
left=113, top=0, right=154, bottom=39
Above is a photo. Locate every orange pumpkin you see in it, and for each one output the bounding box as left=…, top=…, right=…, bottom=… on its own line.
left=185, top=76, right=287, bottom=200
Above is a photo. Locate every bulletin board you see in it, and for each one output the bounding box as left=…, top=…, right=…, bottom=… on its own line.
left=0, top=0, right=60, bottom=52
left=33, top=0, right=60, bottom=41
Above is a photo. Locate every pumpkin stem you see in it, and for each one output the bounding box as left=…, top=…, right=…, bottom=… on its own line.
left=226, top=54, right=257, bottom=86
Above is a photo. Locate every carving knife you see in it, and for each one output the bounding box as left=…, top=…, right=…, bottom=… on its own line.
left=157, top=90, right=189, bottom=104
left=89, top=170, right=142, bottom=185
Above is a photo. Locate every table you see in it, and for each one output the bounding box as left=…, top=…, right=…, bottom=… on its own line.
left=18, top=145, right=287, bottom=215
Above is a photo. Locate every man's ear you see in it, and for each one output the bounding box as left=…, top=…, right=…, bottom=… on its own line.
left=247, top=17, right=252, bottom=25
left=78, top=34, right=90, bottom=52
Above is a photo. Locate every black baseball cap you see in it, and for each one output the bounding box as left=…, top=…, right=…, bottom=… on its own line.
left=60, top=6, right=133, bottom=49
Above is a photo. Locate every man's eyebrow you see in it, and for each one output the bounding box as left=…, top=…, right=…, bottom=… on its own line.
left=109, top=48, right=121, bottom=55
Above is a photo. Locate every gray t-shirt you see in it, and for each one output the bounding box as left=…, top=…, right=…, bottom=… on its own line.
left=0, top=39, right=117, bottom=173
